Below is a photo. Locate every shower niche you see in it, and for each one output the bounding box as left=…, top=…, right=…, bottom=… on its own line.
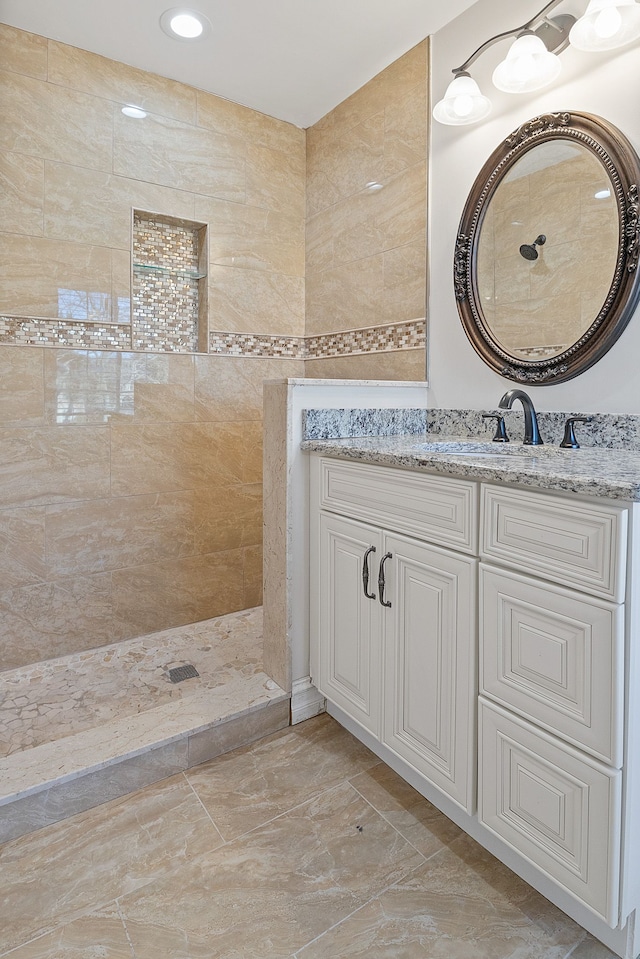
left=132, top=210, right=208, bottom=353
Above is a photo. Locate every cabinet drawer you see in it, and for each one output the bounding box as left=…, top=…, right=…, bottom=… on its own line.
left=317, top=457, right=477, bottom=554
left=479, top=699, right=621, bottom=925
left=481, top=485, right=627, bottom=601
left=480, top=565, right=623, bottom=766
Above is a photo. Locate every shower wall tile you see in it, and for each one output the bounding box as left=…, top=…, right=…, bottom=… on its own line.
left=194, top=355, right=304, bottom=422
left=246, top=141, right=306, bottom=218
left=0, top=69, right=113, bottom=171
left=0, top=22, right=48, bottom=80
left=112, top=550, right=246, bottom=636
left=209, top=266, right=305, bottom=336
left=0, top=151, right=44, bottom=237
left=113, top=111, right=246, bottom=201
left=47, top=40, right=198, bottom=124
left=0, top=508, right=47, bottom=591
left=0, top=425, right=110, bottom=509
left=305, top=348, right=427, bottom=381
left=196, top=90, right=305, bottom=155
left=0, top=235, right=115, bottom=320
left=196, top=196, right=305, bottom=276
left=43, top=162, right=196, bottom=250
left=0, top=347, right=45, bottom=425
left=194, top=484, right=263, bottom=554
left=243, top=544, right=264, bottom=610
left=45, top=492, right=197, bottom=579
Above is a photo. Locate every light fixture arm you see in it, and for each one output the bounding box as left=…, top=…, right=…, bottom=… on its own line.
left=453, top=0, right=568, bottom=74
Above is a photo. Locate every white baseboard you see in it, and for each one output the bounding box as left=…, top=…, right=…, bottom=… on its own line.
left=291, top=677, right=325, bottom=725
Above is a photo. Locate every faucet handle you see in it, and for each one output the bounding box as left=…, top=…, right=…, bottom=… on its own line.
left=560, top=416, right=593, bottom=450
left=482, top=413, right=509, bottom=443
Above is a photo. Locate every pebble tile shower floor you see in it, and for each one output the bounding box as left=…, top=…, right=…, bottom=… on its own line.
left=0, top=714, right=616, bottom=958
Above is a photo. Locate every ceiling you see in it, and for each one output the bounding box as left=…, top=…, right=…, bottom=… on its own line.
left=0, top=0, right=479, bottom=127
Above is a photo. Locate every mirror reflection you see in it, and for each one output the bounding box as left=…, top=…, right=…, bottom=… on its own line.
left=476, top=141, right=619, bottom=361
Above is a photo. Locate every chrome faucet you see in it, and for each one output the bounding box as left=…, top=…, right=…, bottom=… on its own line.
left=498, top=389, right=543, bottom=445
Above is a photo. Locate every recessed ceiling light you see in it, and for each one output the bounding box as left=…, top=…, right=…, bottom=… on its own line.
left=122, top=105, right=147, bottom=119
left=160, top=8, right=211, bottom=41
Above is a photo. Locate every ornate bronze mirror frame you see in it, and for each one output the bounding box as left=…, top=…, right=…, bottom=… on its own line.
left=455, top=112, right=640, bottom=384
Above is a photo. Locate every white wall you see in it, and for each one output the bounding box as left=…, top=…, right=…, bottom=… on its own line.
left=428, top=0, right=640, bottom=412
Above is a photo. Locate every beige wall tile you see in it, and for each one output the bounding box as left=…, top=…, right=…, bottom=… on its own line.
left=113, top=111, right=245, bottom=201
left=0, top=507, right=47, bottom=590
left=0, top=235, right=114, bottom=318
left=209, top=266, right=305, bottom=336
left=305, top=254, right=384, bottom=335
left=194, top=356, right=304, bottom=422
left=0, top=69, right=113, bottom=171
left=43, top=162, right=196, bottom=249
left=194, top=484, right=262, bottom=554
left=0, top=151, right=44, bottom=236
left=0, top=23, right=48, bottom=80
left=113, top=550, right=245, bottom=636
left=197, top=91, right=305, bottom=155
left=243, top=544, right=263, bottom=609
left=306, top=112, right=386, bottom=216
left=246, top=142, right=305, bottom=218
left=0, top=347, right=44, bottom=425
left=47, top=41, right=198, bottom=124
left=305, top=348, right=426, bottom=381
left=0, top=425, right=110, bottom=509
left=44, top=349, right=137, bottom=424
left=384, top=80, right=428, bottom=178
left=45, top=491, right=197, bottom=579
left=196, top=196, right=304, bottom=277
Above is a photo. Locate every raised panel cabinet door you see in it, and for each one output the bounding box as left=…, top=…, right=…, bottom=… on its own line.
left=316, top=512, right=382, bottom=737
left=382, top=533, right=477, bottom=813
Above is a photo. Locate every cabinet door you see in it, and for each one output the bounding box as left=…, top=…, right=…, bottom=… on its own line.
left=316, top=513, right=382, bottom=737
left=383, top=533, right=477, bottom=813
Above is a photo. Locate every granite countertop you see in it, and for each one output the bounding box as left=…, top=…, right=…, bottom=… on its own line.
left=301, top=433, right=640, bottom=502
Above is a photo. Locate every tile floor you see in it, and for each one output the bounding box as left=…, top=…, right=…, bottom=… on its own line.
left=0, top=714, right=617, bottom=958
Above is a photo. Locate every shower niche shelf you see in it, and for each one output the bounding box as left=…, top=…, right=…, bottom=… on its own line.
left=132, top=210, right=209, bottom=353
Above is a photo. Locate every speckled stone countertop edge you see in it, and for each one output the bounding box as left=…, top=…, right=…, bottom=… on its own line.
left=301, top=434, right=640, bottom=503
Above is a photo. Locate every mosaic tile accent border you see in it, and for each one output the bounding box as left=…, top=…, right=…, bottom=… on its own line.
left=209, top=320, right=426, bottom=359
left=0, top=316, right=132, bottom=350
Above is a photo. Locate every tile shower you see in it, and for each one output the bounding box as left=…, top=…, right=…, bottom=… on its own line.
left=0, top=21, right=429, bottom=839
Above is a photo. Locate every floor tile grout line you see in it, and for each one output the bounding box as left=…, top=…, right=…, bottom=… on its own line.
left=116, top=899, right=137, bottom=959
left=291, top=855, right=430, bottom=958
left=182, top=770, right=227, bottom=845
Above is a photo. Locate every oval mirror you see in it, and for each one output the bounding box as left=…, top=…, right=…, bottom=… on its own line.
left=455, top=112, right=640, bottom=384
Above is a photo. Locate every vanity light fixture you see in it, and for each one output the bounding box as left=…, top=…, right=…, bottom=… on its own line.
left=433, top=0, right=640, bottom=125
left=159, top=8, right=211, bottom=41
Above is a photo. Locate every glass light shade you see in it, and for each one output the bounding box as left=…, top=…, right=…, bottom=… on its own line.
left=570, top=0, right=640, bottom=51
left=432, top=74, right=492, bottom=126
left=492, top=33, right=562, bottom=93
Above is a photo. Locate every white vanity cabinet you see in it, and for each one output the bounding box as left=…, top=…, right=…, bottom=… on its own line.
left=309, top=453, right=640, bottom=957
left=310, top=456, right=478, bottom=813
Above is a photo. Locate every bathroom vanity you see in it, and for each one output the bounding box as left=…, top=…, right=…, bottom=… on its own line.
left=305, top=435, right=640, bottom=959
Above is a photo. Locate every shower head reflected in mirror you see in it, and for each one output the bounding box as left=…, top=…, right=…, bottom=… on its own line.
left=519, top=234, right=546, bottom=260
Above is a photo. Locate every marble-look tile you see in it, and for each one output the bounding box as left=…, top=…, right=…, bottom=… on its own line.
left=119, top=779, right=424, bottom=958
left=0, top=22, right=48, bottom=80
left=45, top=491, right=196, bottom=578
left=0, top=739, right=190, bottom=844
left=4, top=905, right=134, bottom=959
left=196, top=90, right=305, bottom=155
left=297, top=832, right=585, bottom=959
left=246, top=141, right=306, bottom=218
left=304, top=349, right=427, bottom=382
left=307, top=112, right=386, bottom=214
left=0, top=572, right=120, bottom=670
left=43, top=161, right=196, bottom=250
left=383, top=80, right=427, bottom=179
left=0, top=234, right=114, bottom=319
left=197, top=194, right=305, bottom=276
left=243, top=544, right=264, bottom=610
left=0, top=68, right=113, bottom=170
left=195, top=355, right=303, bottom=422
left=0, top=506, right=47, bottom=589
left=47, top=40, right=198, bottom=124
left=193, top=484, right=262, bottom=553
left=113, top=110, right=246, bottom=201
left=0, top=774, right=224, bottom=955
left=0, top=425, right=110, bottom=508
left=569, top=936, right=618, bottom=958
left=348, top=763, right=462, bottom=858
left=112, top=550, right=246, bottom=636
left=305, top=254, right=384, bottom=335
left=262, top=379, right=290, bottom=692
left=185, top=713, right=378, bottom=841
left=0, top=150, right=44, bottom=236
left=0, top=346, right=44, bottom=425
left=209, top=265, right=305, bottom=336
left=109, top=423, right=243, bottom=495
left=187, top=697, right=290, bottom=766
